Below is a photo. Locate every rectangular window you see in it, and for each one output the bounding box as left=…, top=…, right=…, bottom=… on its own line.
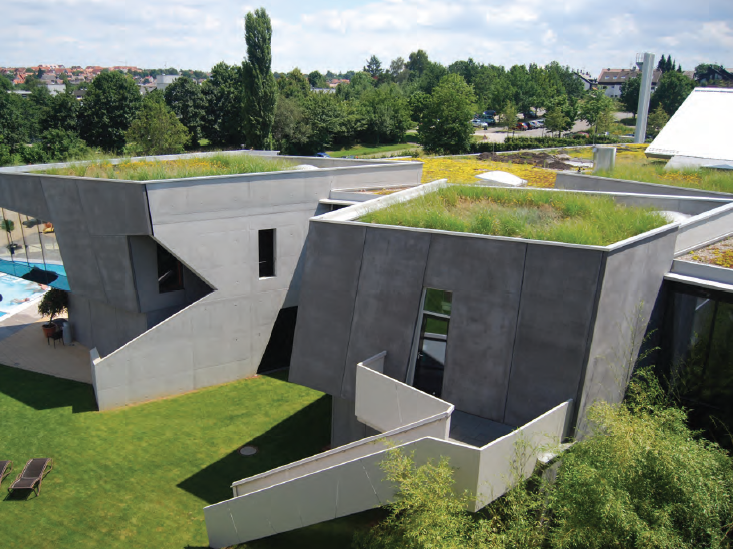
left=411, top=288, right=452, bottom=398
left=157, top=243, right=184, bottom=293
left=259, top=229, right=275, bottom=278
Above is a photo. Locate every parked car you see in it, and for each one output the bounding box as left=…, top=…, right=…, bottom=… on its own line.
left=315, top=152, right=331, bottom=158
left=516, top=122, right=529, bottom=131
left=527, top=121, right=539, bottom=130
left=535, top=119, right=545, bottom=128
left=471, top=119, right=489, bottom=129
left=483, top=110, right=497, bottom=118
left=481, top=117, right=496, bottom=125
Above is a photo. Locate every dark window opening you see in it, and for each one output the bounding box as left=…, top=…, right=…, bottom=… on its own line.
left=413, top=288, right=453, bottom=398
left=259, top=229, right=275, bottom=278
left=157, top=243, right=184, bottom=293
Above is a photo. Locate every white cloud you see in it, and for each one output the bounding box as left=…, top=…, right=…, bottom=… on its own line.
left=0, top=0, right=731, bottom=78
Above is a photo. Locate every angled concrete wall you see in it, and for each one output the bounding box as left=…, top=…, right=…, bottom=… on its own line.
left=290, top=183, right=682, bottom=435
left=204, top=360, right=571, bottom=548
left=88, top=160, right=421, bottom=409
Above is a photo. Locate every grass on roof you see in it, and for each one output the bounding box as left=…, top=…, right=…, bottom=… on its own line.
left=595, top=162, right=733, bottom=195
left=0, top=365, right=337, bottom=549
left=35, top=154, right=297, bottom=181
left=360, top=186, right=668, bottom=246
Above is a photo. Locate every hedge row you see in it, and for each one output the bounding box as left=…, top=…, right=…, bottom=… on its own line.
left=470, top=135, right=621, bottom=154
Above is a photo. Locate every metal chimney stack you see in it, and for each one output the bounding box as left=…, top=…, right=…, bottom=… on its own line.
left=634, top=52, right=655, bottom=144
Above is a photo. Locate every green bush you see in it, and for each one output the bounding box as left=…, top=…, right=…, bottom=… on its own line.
left=356, top=368, right=733, bottom=549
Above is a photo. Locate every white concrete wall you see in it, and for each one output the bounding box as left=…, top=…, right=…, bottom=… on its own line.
left=204, top=358, right=571, bottom=548
left=674, top=203, right=733, bottom=254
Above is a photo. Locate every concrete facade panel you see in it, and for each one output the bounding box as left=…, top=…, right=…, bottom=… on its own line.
left=341, top=227, right=431, bottom=398
left=75, top=180, right=151, bottom=235
left=424, top=234, right=527, bottom=421
left=289, top=222, right=367, bottom=395
left=0, top=174, right=51, bottom=219
left=577, top=229, right=677, bottom=434
left=90, top=235, right=139, bottom=312
left=504, top=244, right=603, bottom=426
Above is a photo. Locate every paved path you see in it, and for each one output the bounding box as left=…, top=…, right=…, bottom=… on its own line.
left=0, top=311, right=92, bottom=384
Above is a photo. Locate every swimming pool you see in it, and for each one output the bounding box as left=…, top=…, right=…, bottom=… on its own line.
left=0, top=274, right=47, bottom=317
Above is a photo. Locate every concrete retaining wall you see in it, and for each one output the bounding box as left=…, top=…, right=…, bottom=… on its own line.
left=674, top=202, right=733, bottom=254
left=204, top=377, right=571, bottom=548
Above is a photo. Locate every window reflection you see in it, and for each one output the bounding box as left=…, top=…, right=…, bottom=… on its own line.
left=0, top=207, right=67, bottom=289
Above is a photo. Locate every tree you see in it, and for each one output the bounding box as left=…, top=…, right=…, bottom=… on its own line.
left=363, top=55, right=383, bottom=78
left=201, top=62, right=245, bottom=146
left=277, top=68, right=310, bottom=99
left=79, top=71, right=142, bottom=151
left=388, top=57, right=408, bottom=83
left=500, top=101, right=519, bottom=133
left=407, top=50, right=430, bottom=78
left=336, top=71, right=374, bottom=101
left=272, top=96, right=310, bottom=154
left=38, top=129, right=88, bottom=162
left=657, top=54, right=667, bottom=72
left=418, top=73, right=476, bottom=154
left=650, top=71, right=696, bottom=116
left=579, top=88, right=615, bottom=135
left=0, top=73, right=12, bottom=91
left=307, top=70, right=327, bottom=89
left=124, top=94, right=189, bottom=156
left=164, top=76, right=206, bottom=149
left=40, top=91, right=80, bottom=133
left=647, top=105, right=670, bottom=137
left=0, top=91, right=29, bottom=158
left=358, top=84, right=412, bottom=144
left=300, top=92, right=344, bottom=154
left=545, top=106, right=569, bottom=137
left=620, top=74, right=642, bottom=116
left=242, top=8, right=278, bottom=150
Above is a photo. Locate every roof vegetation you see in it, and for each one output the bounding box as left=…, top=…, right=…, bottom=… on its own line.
left=595, top=163, right=733, bottom=195
left=35, top=154, right=297, bottom=181
left=360, top=186, right=668, bottom=246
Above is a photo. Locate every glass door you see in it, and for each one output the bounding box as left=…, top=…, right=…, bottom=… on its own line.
left=412, top=288, right=452, bottom=398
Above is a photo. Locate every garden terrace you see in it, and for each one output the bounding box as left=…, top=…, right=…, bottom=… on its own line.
left=594, top=163, right=733, bottom=195
left=360, top=186, right=668, bottom=246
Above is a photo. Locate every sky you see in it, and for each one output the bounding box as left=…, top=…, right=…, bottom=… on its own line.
left=1, top=0, right=732, bottom=77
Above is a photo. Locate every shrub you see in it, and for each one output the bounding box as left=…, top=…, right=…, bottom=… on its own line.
left=37, top=287, right=68, bottom=321
left=470, top=135, right=621, bottom=154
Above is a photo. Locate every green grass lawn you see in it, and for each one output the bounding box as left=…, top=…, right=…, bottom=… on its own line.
left=361, top=186, right=668, bottom=246
left=327, top=142, right=420, bottom=158
left=35, top=154, right=296, bottom=181
left=0, top=365, right=333, bottom=549
left=596, top=163, right=733, bottom=195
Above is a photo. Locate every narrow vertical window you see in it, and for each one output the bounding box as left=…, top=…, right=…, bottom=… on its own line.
left=157, top=243, right=184, bottom=293
left=259, top=229, right=275, bottom=278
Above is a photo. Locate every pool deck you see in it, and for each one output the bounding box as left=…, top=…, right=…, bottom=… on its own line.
left=0, top=310, right=92, bottom=384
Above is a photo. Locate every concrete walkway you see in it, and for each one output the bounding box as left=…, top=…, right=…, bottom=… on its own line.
left=0, top=311, right=92, bottom=384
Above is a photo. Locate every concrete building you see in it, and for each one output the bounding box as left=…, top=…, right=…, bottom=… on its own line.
left=0, top=152, right=423, bottom=410
left=155, top=74, right=179, bottom=90
left=203, top=176, right=733, bottom=546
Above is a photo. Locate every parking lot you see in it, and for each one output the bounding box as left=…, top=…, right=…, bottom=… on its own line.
left=473, top=119, right=592, bottom=143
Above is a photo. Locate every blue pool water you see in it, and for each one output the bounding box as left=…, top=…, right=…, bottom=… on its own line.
left=0, top=274, right=47, bottom=317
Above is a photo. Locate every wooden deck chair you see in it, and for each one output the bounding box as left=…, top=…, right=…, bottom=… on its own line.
left=8, top=458, right=53, bottom=496
left=0, top=461, right=11, bottom=485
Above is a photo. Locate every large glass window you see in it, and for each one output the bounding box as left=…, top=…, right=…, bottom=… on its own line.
left=662, top=282, right=733, bottom=448
left=157, top=243, right=184, bottom=293
left=411, top=288, right=452, bottom=398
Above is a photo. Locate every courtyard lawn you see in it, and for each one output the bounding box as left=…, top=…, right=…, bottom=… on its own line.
left=35, top=154, right=296, bottom=181
left=0, top=365, right=331, bottom=549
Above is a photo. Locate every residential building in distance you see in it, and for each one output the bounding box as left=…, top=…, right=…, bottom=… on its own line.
left=573, top=70, right=596, bottom=90
left=156, top=74, right=180, bottom=90
left=597, top=67, right=662, bottom=98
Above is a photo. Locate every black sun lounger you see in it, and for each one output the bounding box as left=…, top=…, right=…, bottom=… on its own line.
left=8, top=458, right=53, bottom=496
left=0, top=460, right=11, bottom=484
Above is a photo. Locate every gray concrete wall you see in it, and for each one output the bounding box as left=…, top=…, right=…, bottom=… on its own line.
left=556, top=172, right=733, bottom=199
left=0, top=171, right=153, bottom=354
left=675, top=203, right=733, bottom=254
left=576, top=226, right=678, bottom=435
left=91, top=160, right=421, bottom=409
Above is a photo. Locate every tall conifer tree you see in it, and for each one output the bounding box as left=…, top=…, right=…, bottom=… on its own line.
left=242, top=8, right=277, bottom=149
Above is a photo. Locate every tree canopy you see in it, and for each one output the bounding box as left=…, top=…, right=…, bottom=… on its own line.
left=418, top=73, right=476, bottom=155
left=79, top=70, right=142, bottom=151
left=164, top=76, right=206, bottom=149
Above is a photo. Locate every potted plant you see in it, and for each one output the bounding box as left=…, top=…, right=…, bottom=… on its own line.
left=37, top=288, right=68, bottom=338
